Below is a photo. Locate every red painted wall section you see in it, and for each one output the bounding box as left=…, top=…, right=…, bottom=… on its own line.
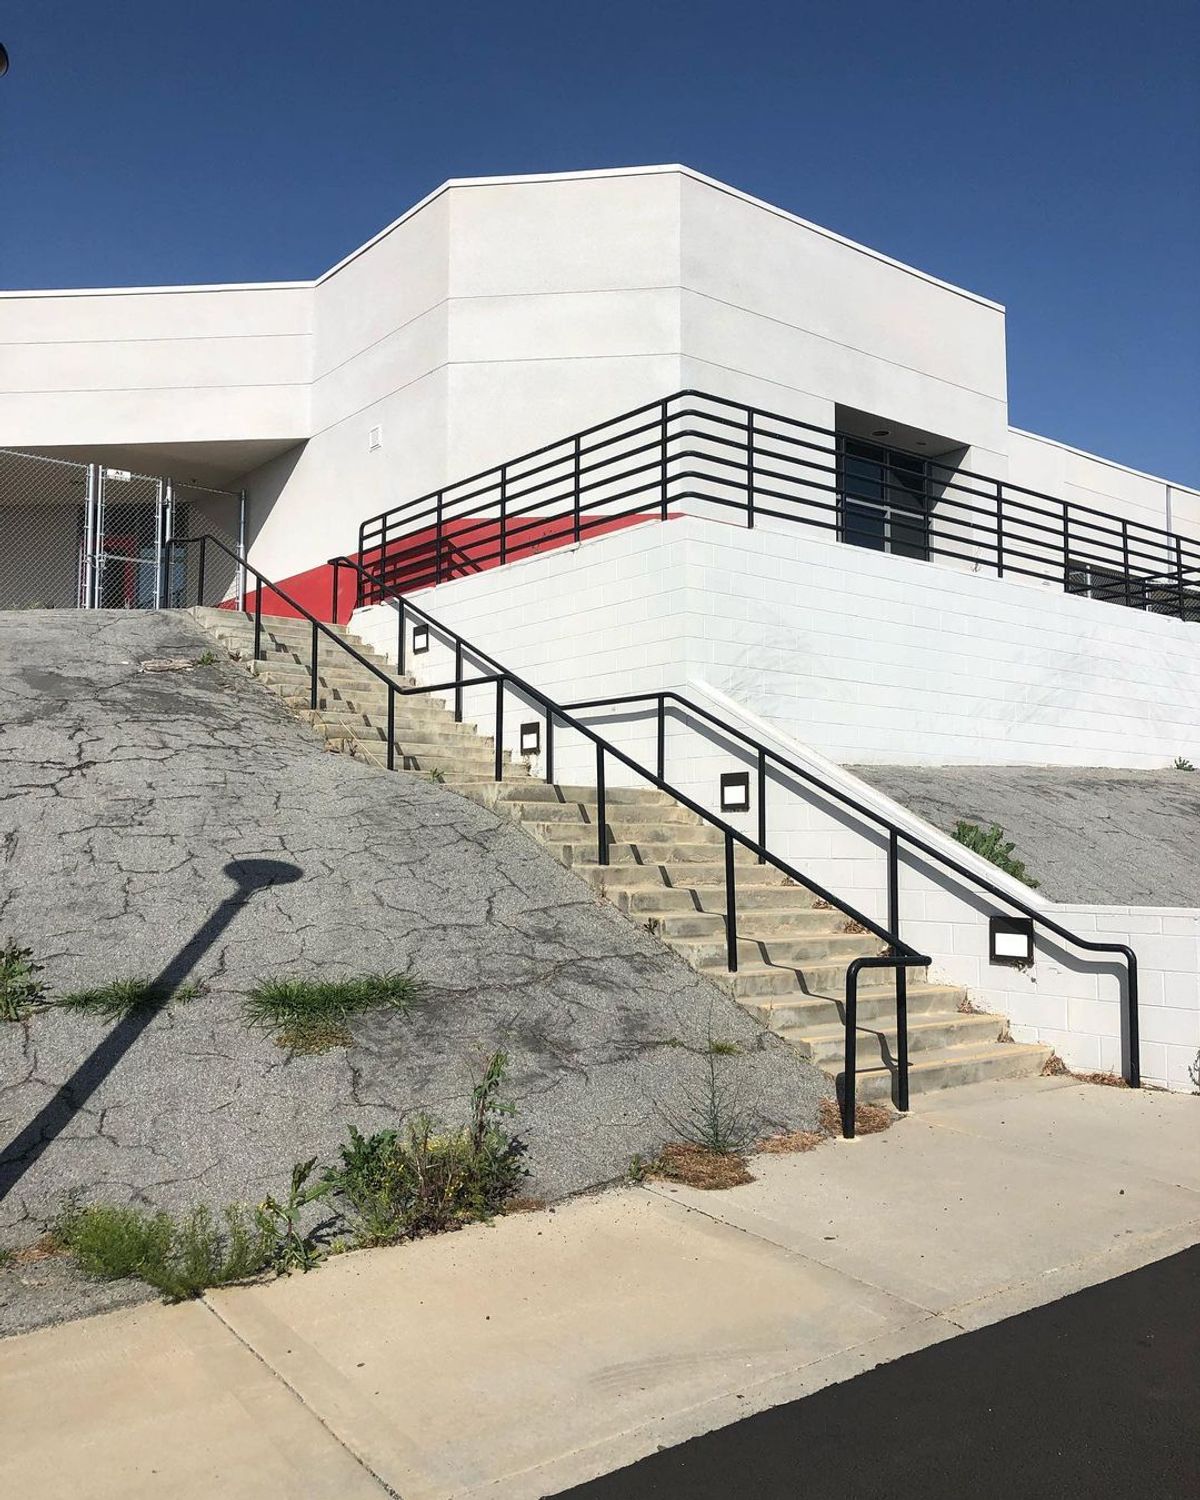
left=230, top=509, right=673, bottom=624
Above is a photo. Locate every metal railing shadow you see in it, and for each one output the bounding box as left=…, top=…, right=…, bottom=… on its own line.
left=0, top=857, right=302, bottom=1203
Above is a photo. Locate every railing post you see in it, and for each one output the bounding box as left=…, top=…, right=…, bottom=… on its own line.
left=545, top=712, right=555, bottom=785
left=660, top=400, right=669, bottom=522
left=746, top=410, right=755, bottom=530
left=397, top=599, right=406, bottom=674
left=1122, top=521, right=1132, bottom=607
left=499, top=466, right=508, bottom=566
left=724, top=830, right=738, bottom=973
left=995, top=484, right=1005, bottom=578
left=1125, top=950, right=1141, bottom=1089
left=888, top=830, right=909, bottom=1114
left=842, top=964, right=859, bottom=1140
left=387, top=684, right=396, bottom=771
left=435, top=492, right=444, bottom=585
left=310, top=620, right=319, bottom=711
left=197, top=536, right=207, bottom=608
left=253, top=588, right=263, bottom=662
left=656, top=696, right=666, bottom=782
left=596, top=743, right=608, bottom=866
left=454, top=640, right=463, bottom=723
left=1062, top=502, right=1071, bottom=590
left=1176, top=538, right=1186, bottom=621
left=331, top=560, right=341, bottom=624
left=757, top=749, right=767, bottom=864
left=494, top=677, right=504, bottom=782
left=573, top=436, right=582, bottom=544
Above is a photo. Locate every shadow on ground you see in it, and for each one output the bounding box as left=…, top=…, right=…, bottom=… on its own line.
left=0, top=610, right=827, bottom=1333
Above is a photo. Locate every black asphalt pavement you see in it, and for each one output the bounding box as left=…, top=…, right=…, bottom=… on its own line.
left=557, top=1245, right=1200, bottom=1499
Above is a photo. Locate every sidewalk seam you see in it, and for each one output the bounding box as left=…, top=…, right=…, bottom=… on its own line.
left=200, top=1294, right=402, bottom=1500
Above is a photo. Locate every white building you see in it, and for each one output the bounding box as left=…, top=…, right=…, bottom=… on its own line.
left=3, top=165, right=1198, bottom=1090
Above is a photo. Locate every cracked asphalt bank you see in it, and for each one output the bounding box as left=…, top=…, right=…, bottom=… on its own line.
left=0, top=610, right=828, bottom=1334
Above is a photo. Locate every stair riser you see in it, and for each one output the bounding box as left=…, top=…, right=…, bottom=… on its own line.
left=711, top=964, right=928, bottom=1000
left=852, top=1045, right=1050, bottom=1104
left=678, top=934, right=886, bottom=969
left=742, top=989, right=965, bottom=1029
left=657, top=911, right=849, bottom=939
left=797, top=1015, right=1004, bottom=1066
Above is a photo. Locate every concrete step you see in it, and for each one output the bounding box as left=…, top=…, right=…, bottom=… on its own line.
left=706, top=960, right=929, bottom=1001
left=611, top=884, right=824, bottom=915
left=578, top=861, right=794, bottom=893
left=543, top=840, right=772, bottom=869
left=851, top=1041, right=1052, bottom=1105
left=671, top=930, right=885, bottom=970
left=651, top=908, right=847, bottom=940
left=740, top=984, right=967, bottom=1031
left=478, top=782, right=676, bottom=808
left=785, top=1010, right=1006, bottom=1067
left=500, top=800, right=704, bottom=828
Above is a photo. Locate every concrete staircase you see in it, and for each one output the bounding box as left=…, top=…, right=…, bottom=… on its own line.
left=193, top=608, right=1051, bottom=1105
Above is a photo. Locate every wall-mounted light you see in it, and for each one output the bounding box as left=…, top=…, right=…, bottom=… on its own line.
left=412, top=625, right=429, bottom=654
left=519, top=721, right=541, bottom=756
left=989, top=915, right=1034, bottom=966
left=720, top=772, right=750, bottom=813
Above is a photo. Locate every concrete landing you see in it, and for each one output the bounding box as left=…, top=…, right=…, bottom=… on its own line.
left=3, top=1076, right=1196, bottom=1499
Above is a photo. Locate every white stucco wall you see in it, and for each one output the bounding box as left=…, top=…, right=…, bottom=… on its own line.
left=356, top=515, right=1200, bottom=771
left=3, top=164, right=1195, bottom=588
left=351, top=520, right=1200, bottom=1090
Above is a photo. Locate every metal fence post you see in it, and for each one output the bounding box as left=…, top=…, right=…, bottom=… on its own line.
left=888, top=830, right=909, bottom=1113
left=660, top=400, right=669, bottom=522
left=757, top=749, right=767, bottom=864
left=724, top=831, right=738, bottom=973
left=746, top=410, right=756, bottom=529
left=494, top=678, right=505, bottom=782
left=236, top=489, right=247, bottom=611
left=596, top=743, right=608, bottom=865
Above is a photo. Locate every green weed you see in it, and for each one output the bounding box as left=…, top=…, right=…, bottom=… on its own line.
left=245, top=972, right=421, bottom=1053
left=951, top=821, right=1039, bottom=888
left=323, top=1051, right=526, bottom=1247
left=58, top=978, right=201, bottom=1021
left=0, top=941, right=46, bottom=1022
left=57, top=1201, right=272, bottom=1301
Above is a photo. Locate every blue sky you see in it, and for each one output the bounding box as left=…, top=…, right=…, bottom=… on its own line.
left=2, top=0, right=1197, bottom=482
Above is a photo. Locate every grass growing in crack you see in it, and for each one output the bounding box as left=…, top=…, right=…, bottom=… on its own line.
left=0, top=941, right=47, bottom=1021
left=245, top=972, right=421, bottom=1053
left=196, top=650, right=219, bottom=666
left=58, top=978, right=201, bottom=1021
left=323, top=1050, right=527, bottom=1246
left=57, top=1201, right=274, bottom=1301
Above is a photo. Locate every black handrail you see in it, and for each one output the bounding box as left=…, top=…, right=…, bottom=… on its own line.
left=561, top=686, right=1141, bottom=1091
left=355, top=389, right=1199, bottom=624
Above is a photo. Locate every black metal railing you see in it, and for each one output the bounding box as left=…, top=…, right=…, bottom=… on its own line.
left=179, top=535, right=1140, bottom=1134
left=559, top=687, right=1142, bottom=1112
left=356, top=390, right=1200, bottom=624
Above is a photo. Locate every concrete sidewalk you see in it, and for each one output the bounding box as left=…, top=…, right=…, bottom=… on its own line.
left=3, top=1076, right=1198, bottom=1499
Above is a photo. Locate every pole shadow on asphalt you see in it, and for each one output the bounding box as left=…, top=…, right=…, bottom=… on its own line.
left=0, top=858, right=303, bottom=1202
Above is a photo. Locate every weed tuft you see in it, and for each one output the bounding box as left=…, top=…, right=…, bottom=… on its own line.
left=254, top=1158, right=332, bottom=1272
left=323, top=1051, right=526, bottom=1246
left=1173, top=756, right=1195, bottom=771
left=0, top=941, right=46, bottom=1022
left=57, top=1201, right=272, bottom=1301
left=58, top=978, right=200, bottom=1021
left=427, top=767, right=447, bottom=784
left=662, top=1048, right=756, bottom=1156
left=245, top=971, right=421, bottom=1052
left=952, top=821, right=1039, bottom=888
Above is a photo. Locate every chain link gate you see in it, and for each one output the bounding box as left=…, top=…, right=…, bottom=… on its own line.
left=0, top=447, right=244, bottom=611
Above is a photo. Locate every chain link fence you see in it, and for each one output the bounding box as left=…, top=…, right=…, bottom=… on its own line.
left=0, top=447, right=243, bottom=611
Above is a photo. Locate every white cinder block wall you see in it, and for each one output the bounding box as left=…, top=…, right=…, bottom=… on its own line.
left=352, top=515, right=1200, bottom=1090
